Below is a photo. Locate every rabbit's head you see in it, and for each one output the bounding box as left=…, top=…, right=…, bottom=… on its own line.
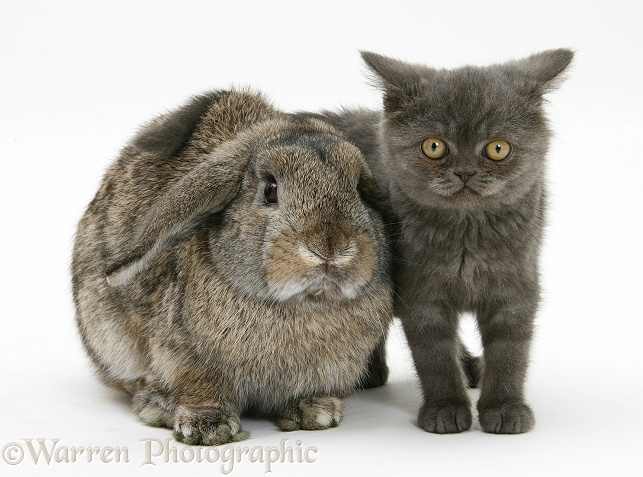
left=107, top=115, right=388, bottom=303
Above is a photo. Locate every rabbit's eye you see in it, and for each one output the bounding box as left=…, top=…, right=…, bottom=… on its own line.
left=264, top=181, right=278, bottom=204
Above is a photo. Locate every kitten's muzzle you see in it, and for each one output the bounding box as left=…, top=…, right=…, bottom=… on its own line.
left=455, top=171, right=476, bottom=183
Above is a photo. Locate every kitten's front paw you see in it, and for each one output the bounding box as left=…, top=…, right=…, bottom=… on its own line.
left=279, top=397, right=344, bottom=431
left=478, top=402, right=535, bottom=434
left=418, top=402, right=472, bottom=434
left=174, top=403, right=249, bottom=445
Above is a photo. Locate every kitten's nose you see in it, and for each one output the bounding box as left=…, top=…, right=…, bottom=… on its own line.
left=455, top=171, right=475, bottom=183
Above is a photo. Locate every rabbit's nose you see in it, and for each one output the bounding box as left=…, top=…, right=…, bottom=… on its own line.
left=328, top=243, right=357, bottom=265
left=298, top=242, right=356, bottom=268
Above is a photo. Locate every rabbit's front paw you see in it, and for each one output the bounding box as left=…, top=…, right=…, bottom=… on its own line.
left=132, top=380, right=176, bottom=429
left=173, top=403, right=249, bottom=446
left=279, top=396, right=344, bottom=431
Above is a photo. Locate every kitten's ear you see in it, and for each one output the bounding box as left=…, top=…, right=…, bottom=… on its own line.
left=506, top=49, right=575, bottom=95
left=360, top=51, right=426, bottom=111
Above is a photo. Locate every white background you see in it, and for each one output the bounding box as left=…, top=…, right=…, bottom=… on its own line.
left=1, top=0, right=642, bottom=476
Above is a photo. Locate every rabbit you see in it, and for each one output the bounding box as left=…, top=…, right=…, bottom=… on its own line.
left=71, top=89, right=393, bottom=446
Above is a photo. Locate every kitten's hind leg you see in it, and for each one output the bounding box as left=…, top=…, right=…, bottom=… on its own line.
left=359, top=336, right=389, bottom=389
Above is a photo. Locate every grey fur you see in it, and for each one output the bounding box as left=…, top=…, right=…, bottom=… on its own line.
left=72, top=89, right=393, bottom=445
left=309, top=49, right=573, bottom=434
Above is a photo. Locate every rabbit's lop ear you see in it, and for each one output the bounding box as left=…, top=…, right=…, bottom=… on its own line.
left=106, top=151, right=248, bottom=287
left=133, top=90, right=226, bottom=157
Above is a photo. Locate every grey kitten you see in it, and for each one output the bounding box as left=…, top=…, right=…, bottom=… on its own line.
left=308, top=49, right=573, bottom=433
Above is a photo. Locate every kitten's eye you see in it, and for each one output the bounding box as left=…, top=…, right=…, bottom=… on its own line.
left=264, top=181, right=278, bottom=204
left=484, top=140, right=512, bottom=161
left=421, top=137, right=449, bottom=160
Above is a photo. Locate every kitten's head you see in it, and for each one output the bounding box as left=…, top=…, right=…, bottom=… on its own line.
left=363, top=49, right=573, bottom=210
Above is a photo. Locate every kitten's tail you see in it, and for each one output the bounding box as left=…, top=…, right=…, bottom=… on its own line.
left=460, top=343, right=482, bottom=388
